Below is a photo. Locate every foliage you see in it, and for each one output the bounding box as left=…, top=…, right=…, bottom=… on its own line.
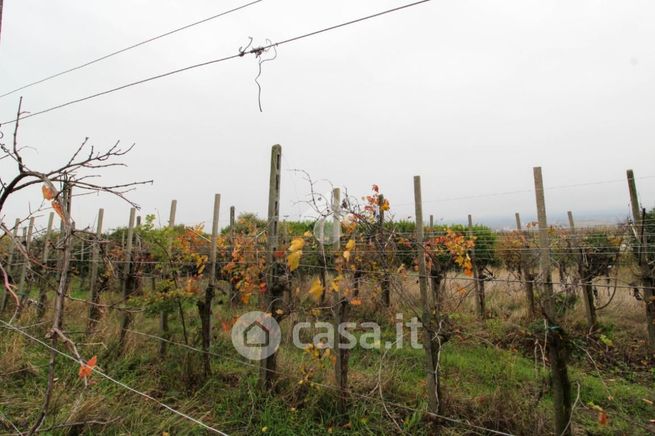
left=425, top=228, right=475, bottom=276
left=577, top=231, right=622, bottom=280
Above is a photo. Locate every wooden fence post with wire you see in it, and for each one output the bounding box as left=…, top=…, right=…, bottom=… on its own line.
left=87, top=208, right=104, bottom=332
left=16, top=217, right=34, bottom=315
left=468, top=214, right=484, bottom=318
left=414, top=175, right=441, bottom=415
left=626, top=169, right=655, bottom=350
left=332, top=187, right=350, bottom=412
left=159, top=199, right=177, bottom=357
left=199, top=193, right=220, bottom=378
left=515, top=212, right=536, bottom=316
left=37, top=212, right=55, bottom=319
left=228, top=205, right=237, bottom=306
left=379, top=193, right=391, bottom=308
left=0, top=218, right=20, bottom=313
left=118, top=207, right=137, bottom=353
left=260, top=144, right=283, bottom=389
left=533, top=166, right=572, bottom=436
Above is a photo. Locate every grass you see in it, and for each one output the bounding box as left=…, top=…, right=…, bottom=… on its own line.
left=1, top=275, right=655, bottom=435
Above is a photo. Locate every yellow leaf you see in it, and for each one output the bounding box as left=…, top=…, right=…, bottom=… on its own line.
left=343, top=250, right=351, bottom=261
left=288, top=250, right=302, bottom=271
left=288, top=237, right=305, bottom=253
left=330, top=275, right=343, bottom=293
left=381, top=199, right=390, bottom=211
left=345, top=239, right=356, bottom=251
left=308, top=278, right=324, bottom=301
left=303, top=231, right=312, bottom=237
left=350, top=298, right=362, bottom=306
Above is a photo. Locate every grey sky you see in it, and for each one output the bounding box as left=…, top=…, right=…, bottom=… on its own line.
left=1, top=0, right=653, bottom=232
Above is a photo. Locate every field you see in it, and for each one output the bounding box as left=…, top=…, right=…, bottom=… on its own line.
left=1, top=146, right=654, bottom=436
left=2, top=238, right=655, bottom=435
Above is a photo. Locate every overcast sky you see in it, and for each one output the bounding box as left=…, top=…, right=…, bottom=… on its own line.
left=1, top=0, right=654, bottom=233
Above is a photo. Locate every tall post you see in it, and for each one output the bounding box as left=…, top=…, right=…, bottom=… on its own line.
left=468, top=214, right=484, bottom=318
left=380, top=194, right=390, bottom=307
left=228, top=205, right=236, bottom=305
left=534, top=167, right=571, bottom=436
left=79, top=239, right=86, bottom=290
left=199, top=194, right=220, bottom=378
left=1, top=218, right=20, bottom=312
left=261, top=144, right=282, bottom=389
left=414, top=176, right=441, bottom=414
left=119, top=208, right=137, bottom=351
left=515, top=212, right=535, bottom=315
left=332, top=188, right=349, bottom=411
left=626, top=169, right=655, bottom=349
left=159, top=199, right=177, bottom=356
left=627, top=170, right=642, bottom=233
left=87, top=209, right=104, bottom=331
left=515, top=212, right=522, bottom=231
left=37, top=212, right=55, bottom=319
left=17, top=218, right=35, bottom=312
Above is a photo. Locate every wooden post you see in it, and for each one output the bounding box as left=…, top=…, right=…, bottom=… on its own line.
left=429, top=214, right=434, bottom=237
left=37, top=212, right=55, bottom=319
left=380, top=194, right=390, bottom=307
left=79, top=239, right=86, bottom=290
left=414, top=176, right=441, bottom=414
left=261, top=144, right=282, bottom=389
left=627, top=170, right=642, bottom=233
left=119, top=208, right=137, bottom=351
left=16, top=218, right=35, bottom=313
left=534, top=167, right=572, bottom=436
left=332, top=188, right=349, bottom=411
left=468, top=214, right=484, bottom=318
left=228, top=205, right=236, bottom=305
left=516, top=212, right=536, bottom=315
left=199, top=194, right=220, bottom=378
left=1, top=218, right=20, bottom=312
left=87, top=209, right=104, bottom=331
left=515, top=212, right=522, bottom=231
left=626, top=169, right=655, bottom=349
left=159, top=199, right=177, bottom=356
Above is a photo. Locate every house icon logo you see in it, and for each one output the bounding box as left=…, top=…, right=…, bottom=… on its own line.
left=231, top=311, right=281, bottom=360
left=244, top=320, right=270, bottom=347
